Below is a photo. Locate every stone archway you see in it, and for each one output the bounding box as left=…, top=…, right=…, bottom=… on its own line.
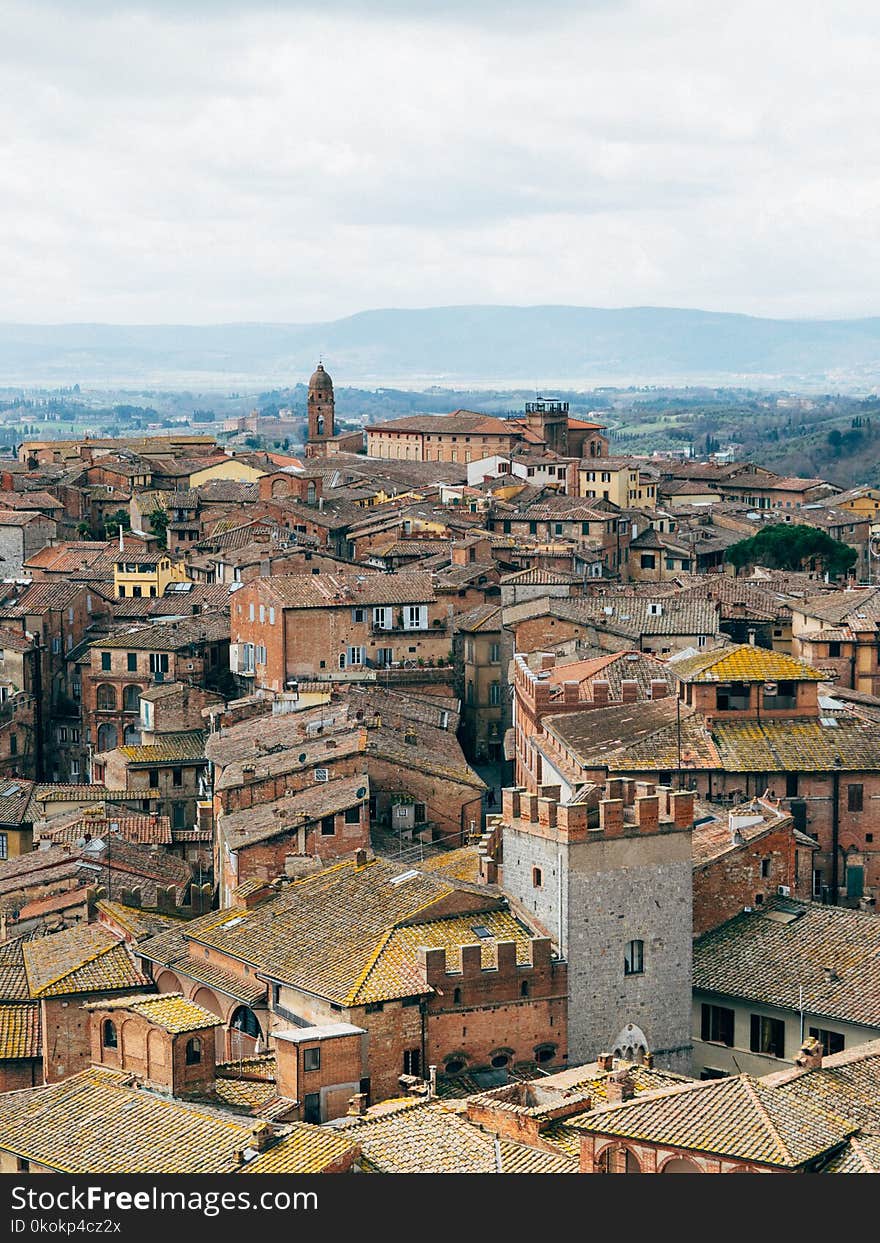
left=155, top=969, right=183, bottom=994
left=661, top=1155, right=702, bottom=1173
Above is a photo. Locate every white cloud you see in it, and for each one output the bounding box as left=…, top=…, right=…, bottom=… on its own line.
left=1, top=0, right=879, bottom=321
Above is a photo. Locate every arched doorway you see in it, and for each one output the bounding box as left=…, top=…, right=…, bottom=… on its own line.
left=97, top=723, right=118, bottom=752
left=229, top=1005, right=262, bottom=1058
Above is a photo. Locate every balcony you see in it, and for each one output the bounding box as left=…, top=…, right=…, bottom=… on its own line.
left=370, top=620, right=446, bottom=636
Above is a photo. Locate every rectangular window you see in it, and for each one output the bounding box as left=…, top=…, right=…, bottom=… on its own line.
left=373, top=607, right=391, bottom=629
left=700, top=1003, right=735, bottom=1046
left=101, top=652, right=111, bottom=670
left=847, top=784, right=863, bottom=812
left=149, top=653, right=169, bottom=674
left=344, top=805, right=361, bottom=825
left=0, top=832, right=7, bottom=860
left=640, top=554, right=656, bottom=570
left=256, top=644, right=267, bottom=665
left=828, top=641, right=841, bottom=657
left=489, top=681, right=501, bottom=706
left=70, top=760, right=79, bottom=777
left=148, top=768, right=159, bottom=787
left=750, top=1014, right=785, bottom=1058
left=172, top=768, right=183, bottom=787
left=403, top=605, right=427, bottom=630
left=624, top=939, right=644, bottom=975
left=785, top=772, right=799, bottom=797
left=303, top=1047, right=321, bottom=1072
left=127, top=653, right=137, bottom=671
left=269, top=607, right=275, bottom=625
left=351, top=607, right=366, bottom=623
left=403, top=1048, right=421, bottom=1076
left=172, top=802, right=186, bottom=830
left=808, top=1027, right=845, bottom=1056
left=813, top=868, right=823, bottom=898
left=489, top=642, right=501, bottom=663
left=347, top=646, right=365, bottom=666
left=321, top=815, right=336, bottom=836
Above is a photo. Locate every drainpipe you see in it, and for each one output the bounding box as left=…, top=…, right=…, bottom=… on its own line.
left=831, top=767, right=840, bottom=904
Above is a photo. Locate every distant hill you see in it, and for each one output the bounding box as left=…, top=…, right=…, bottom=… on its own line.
left=3, top=306, right=880, bottom=388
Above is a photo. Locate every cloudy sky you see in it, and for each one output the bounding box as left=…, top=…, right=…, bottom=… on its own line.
left=2, top=0, right=879, bottom=323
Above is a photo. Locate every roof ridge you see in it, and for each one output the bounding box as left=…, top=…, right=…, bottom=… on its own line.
left=741, top=1075, right=793, bottom=1165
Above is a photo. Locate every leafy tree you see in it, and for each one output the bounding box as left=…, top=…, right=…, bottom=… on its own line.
left=104, top=509, right=131, bottom=538
left=148, top=507, right=169, bottom=549
left=726, top=524, right=856, bottom=579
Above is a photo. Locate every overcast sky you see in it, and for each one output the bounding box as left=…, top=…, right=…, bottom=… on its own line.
left=2, top=0, right=879, bottom=323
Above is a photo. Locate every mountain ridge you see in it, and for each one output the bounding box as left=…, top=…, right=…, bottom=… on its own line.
left=3, top=305, right=880, bottom=389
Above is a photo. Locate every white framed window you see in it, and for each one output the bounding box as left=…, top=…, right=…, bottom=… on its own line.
left=315, top=768, right=329, bottom=783
left=347, top=646, right=365, bottom=666
left=269, top=607, right=275, bottom=625
left=256, top=645, right=267, bottom=665
left=351, top=607, right=366, bottom=623
left=249, top=602, right=255, bottom=621
left=373, top=607, right=391, bottom=629
left=403, top=605, right=427, bottom=630
left=259, top=604, right=265, bottom=623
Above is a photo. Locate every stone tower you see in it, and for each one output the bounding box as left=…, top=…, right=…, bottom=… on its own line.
left=307, top=362, right=335, bottom=443
left=499, top=779, right=694, bottom=1074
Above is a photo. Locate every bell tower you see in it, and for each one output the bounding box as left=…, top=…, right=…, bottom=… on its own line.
left=307, top=362, right=335, bottom=444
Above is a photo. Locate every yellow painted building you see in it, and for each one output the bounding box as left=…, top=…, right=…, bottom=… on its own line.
left=113, top=552, right=190, bottom=599
left=578, top=459, right=657, bottom=507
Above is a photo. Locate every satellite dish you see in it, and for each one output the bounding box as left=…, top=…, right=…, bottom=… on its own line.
left=764, top=682, right=778, bottom=695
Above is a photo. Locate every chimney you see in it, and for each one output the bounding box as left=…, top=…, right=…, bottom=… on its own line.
left=650, top=679, right=669, bottom=700
left=354, top=849, right=368, bottom=867
left=347, top=1093, right=369, bottom=1117
left=605, top=1069, right=635, bottom=1104
left=249, top=1122, right=271, bottom=1152
left=748, top=628, right=756, bottom=646
left=794, top=1036, right=823, bottom=1071
left=620, top=679, right=638, bottom=703
left=596, top=1052, right=614, bottom=1072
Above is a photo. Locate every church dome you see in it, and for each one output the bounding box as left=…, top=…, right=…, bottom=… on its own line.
left=309, top=362, right=333, bottom=391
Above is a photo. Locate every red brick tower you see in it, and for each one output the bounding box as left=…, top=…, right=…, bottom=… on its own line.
left=307, top=362, right=335, bottom=444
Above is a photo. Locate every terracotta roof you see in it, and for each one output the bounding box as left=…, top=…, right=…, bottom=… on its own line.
left=93, top=612, right=229, bottom=651
left=336, top=1098, right=576, bottom=1173
left=250, top=571, right=435, bottom=609
left=712, top=715, right=880, bottom=773
left=669, top=643, right=825, bottom=683
left=695, top=898, right=880, bottom=1028
left=353, top=909, right=537, bottom=1005
left=573, top=1073, right=854, bottom=1167
left=368, top=411, right=521, bottom=437
left=0, top=939, right=30, bottom=1002
left=763, top=1040, right=880, bottom=1136
left=220, top=775, right=368, bottom=851
left=142, top=856, right=507, bottom=1007
left=83, top=992, right=221, bottom=1033
left=0, top=1066, right=353, bottom=1173
left=238, top=1123, right=358, bottom=1173
left=22, top=924, right=151, bottom=998
left=115, top=730, right=207, bottom=765
left=0, top=1002, right=40, bottom=1059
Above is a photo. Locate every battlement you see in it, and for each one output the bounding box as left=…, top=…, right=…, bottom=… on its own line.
left=501, top=780, right=694, bottom=843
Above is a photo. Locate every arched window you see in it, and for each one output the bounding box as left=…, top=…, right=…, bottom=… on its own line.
left=123, top=724, right=141, bottom=746
left=662, top=1156, right=701, bottom=1173
left=534, top=1043, right=556, bottom=1064
left=185, top=1037, right=201, bottom=1065
left=102, top=1020, right=117, bottom=1049
left=490, top=1050, right=512, bottom=1069
left=123, top=684, right=141, bottom=713
left=520, top=980, right=530, bottom=997
left=306, top=482, right=317, bottom=506
left=96, top=684, right=117, bottom=710
left=597, top=1145, right=641, bottom=1174
left=97, top=723, right=118, bottom=752
left=444, top=1054, right=467, bottom=1074
left=453, top=987, right=462, bottom=1005
left=230, top=1006, right=261, bottom=1039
